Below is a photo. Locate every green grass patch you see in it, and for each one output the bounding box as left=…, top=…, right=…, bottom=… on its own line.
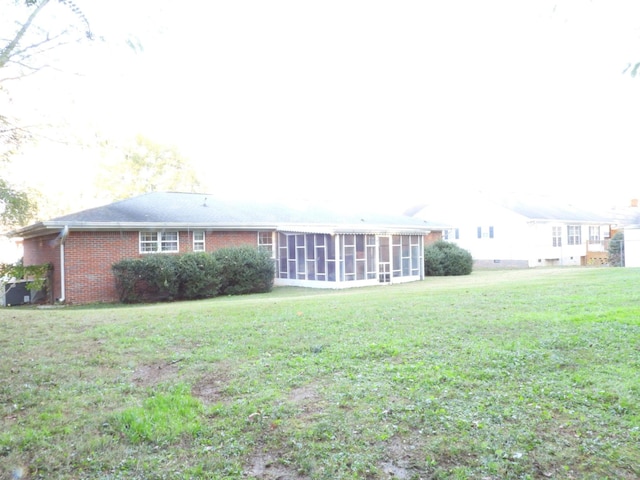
left=111, top=383, right=204, bottom=445
left=1, top=267, right=639, bottom=479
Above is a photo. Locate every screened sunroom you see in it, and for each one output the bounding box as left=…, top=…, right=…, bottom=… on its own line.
left=274, top=230, right=425, bottom=288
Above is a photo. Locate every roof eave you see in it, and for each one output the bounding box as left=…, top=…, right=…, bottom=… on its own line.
left=526, top=218, right=614, bottom=224
left=276, top=224, right=432, bottom=235
left=11, top=221, right=434, bottom=239
left=10, top=221, right=281, bottom=238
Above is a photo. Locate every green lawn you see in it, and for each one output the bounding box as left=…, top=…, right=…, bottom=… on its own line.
left=1, top=268, right=639, bottom=479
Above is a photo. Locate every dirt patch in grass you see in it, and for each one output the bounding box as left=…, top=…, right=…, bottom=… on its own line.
left=191, top=370, right=232, bottom=405
left=288, top=384, right=320, bottom=405
left=131, top=361, right=183, bottom=387
left=244, top=450, right=309, bottom=479
left=287, top=383, right=325, bottom=419
left=242, top=384, right=325, bottom=479
left=379, top=435, right=429, bottom=479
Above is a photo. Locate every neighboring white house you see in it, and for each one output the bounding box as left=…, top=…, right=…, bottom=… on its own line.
left=623, top=225, right=640, bottom=267
left=409, top=194, right=615, bottom=268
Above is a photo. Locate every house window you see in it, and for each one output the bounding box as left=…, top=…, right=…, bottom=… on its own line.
left=567, top=225, right=582, bottom=245
left=193, top=231, right=205, bottom=251
left=258, top=231, right=274, bottom=257
left=139, top=231, right=179, bottom=253
left=552, top=226, right=562, bottom=247
left=477, top=226, right=494, bottom=239
left=443, top=228, right=459, bottom=240
left=589, top=226, right=600, bottom=243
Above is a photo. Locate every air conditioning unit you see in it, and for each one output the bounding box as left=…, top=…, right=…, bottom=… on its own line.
left=3, top=280, right=33, bottom=306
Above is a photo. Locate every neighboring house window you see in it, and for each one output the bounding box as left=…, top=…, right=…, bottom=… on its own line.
left=193, top=231, right=205, bottom=251
left=567, top=225, right=582, bottom=245
left=139, top=231, right=179, bottom=253
left=589, top=226, right=600, bottom=242
left=443, top=228, right=459, bottom=240
left=477, top=226, right=494, bottom=239
left=258, top=231, right=274, bottom=256
left=552, top=226, right=562, bottom=247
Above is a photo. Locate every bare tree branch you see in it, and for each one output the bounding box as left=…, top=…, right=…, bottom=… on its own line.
left=0, top=0, right=51, bottom=69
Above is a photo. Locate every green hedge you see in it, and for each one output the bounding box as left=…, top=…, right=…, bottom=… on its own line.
left=112, top=247, right=273, bottom=304
left=424, top=240, right=473, bottom=276
left=112, top=254, right=179, bottom=303
left=212, top=245, right=274, bottom=295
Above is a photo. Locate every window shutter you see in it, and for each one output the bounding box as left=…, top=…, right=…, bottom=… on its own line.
left=455, top=228, right=460, bottom=240
left=477, top=227, right=482, bottom=239
left=489, top=226, right=494, bottom=239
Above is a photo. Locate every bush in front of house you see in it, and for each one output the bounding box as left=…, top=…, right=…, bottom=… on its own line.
left=112, top=246, right=274, bottom=303
left=424, top=240, right=473, bottom=276
left=212, top=245, right=274, bottom=295
left=113, top=254, right=180, bottom=303
left=176, top=252, right=221, bottom=299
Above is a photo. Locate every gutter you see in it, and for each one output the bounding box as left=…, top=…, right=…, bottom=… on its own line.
left=11, top=220, right=435, bottom=239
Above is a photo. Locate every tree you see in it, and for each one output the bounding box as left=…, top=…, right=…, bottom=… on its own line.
left=1, top=0, right=92, bottom=78
left=1, top=0, right=93, bottom=229
left=96, top=135, right=203, bottom=201
left=608, top=231, right=625, bottom=267
left=0, top=177, right=38, bottom=227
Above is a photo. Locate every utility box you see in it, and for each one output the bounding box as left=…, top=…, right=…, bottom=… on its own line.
left=3, top=280, right=33, bottom=306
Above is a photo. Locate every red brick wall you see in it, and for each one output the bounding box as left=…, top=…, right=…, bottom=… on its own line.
left=64, top=231, right=139, bottom=304
left=425, top=231, right=443, bottom=245
left=205, top=231, right=258, bottom=249
left=23, top=234, right=62, bottom=300
left=22, top=229, right=262, bottom=304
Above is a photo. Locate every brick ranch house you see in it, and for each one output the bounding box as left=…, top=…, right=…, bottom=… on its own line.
left=10, top=192, right=441, bottom=304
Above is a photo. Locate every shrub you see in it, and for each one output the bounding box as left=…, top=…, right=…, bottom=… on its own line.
left=112, top=246, right=274, bottom=303
left=212, top=245, right=274, bottom=295
left=175, top=252, right=221, bottom=299
left=112, top=258, right=143, bottom=303
left=112, top=255, right=179, bottom=303
left=608, top=231, right=624, bottom=267
left=424, top=240, right=473, bottom=276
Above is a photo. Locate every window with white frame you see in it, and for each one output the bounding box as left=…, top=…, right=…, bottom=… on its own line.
left=589, top=226, right=600, bottom=243
left=443, top=228, right=459, bottom=241
left=477, top=226, right=494, bottom=239
left=567, top=225, right=582, bottom=245
left=552, top=226, right=562, bottom=247
left=139, top=231, right=179, bottom=253
left=258, top=231, right=274, bottom=256
left=193, top=231, right=205, bottom=251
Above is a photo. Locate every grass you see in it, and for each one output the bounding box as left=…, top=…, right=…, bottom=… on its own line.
left=1, top=267, right=639, bottom=479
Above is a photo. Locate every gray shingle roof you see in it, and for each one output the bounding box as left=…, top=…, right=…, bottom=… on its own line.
left=13, top=192, right=437, bottom=237
left=409, top=193, right=616, bottom=225
left=498, top=197, right=615, bottom=223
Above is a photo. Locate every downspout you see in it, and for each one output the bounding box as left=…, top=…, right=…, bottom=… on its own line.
left=420, top=233, right=426, bottom=280
left=55, top=225, right=69, bottom=303
left=59, top=242, right=65, bottom=303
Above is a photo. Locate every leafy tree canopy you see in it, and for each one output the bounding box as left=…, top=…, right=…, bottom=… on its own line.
left=0, top=177, right=38, bottom=228
left=96, top=135, right=203, bottom=201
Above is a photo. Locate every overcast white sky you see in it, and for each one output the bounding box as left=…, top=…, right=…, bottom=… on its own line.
left=6, top=0, right=640, bottom=214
